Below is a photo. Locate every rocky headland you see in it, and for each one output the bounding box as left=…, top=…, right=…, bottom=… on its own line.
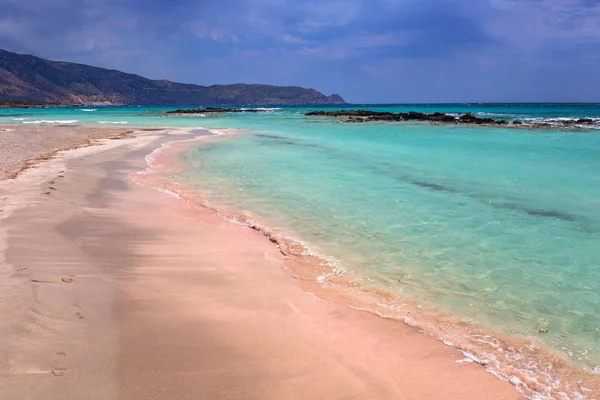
left=0, top=100, right=62, bottom=108
left=0, top=48, right=346, bottom=106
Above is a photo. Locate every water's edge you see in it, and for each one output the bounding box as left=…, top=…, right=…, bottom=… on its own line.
left=133, top=129, right=600, bottom=400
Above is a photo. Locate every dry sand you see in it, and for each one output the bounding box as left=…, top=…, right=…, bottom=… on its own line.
left=0, top=126, right=521, bottom=399
left=0, top=124, right=132, bottom=180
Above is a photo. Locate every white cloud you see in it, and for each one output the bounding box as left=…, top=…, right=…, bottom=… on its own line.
left=487, top=0, right=600, bottom=45
left=295, top=0, right=363, bottom=32
left=279, top=33, right=308, bottom=44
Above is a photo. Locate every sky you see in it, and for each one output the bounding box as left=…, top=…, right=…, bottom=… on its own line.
left=1, top=0, right=600, bottom=103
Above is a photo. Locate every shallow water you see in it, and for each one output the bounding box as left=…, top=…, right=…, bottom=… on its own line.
left=177, top=120, right=600, bottom=372
left=3, top=103, right=600, bottom=395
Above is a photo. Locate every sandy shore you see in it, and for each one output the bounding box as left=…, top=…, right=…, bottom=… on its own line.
left=0, top=124, right=137, bottom=180
left=0, top=125, right=521, bottom=399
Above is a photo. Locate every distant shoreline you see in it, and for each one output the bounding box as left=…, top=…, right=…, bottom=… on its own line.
left=5, top=101, right=600, bottom=109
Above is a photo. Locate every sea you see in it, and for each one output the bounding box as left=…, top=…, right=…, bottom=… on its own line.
left=2, top=103, right=600, bottom=398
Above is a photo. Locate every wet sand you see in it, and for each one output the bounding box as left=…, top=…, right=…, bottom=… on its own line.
left=0, top=126, right=521, bottom=399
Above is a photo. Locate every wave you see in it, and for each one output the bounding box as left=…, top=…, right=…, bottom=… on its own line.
left=171, top=113, right=206, bottom=117
left=22, top=120, right=78, bottom=124
left=520, top=117, right=600, bottom=122
left=80, top=108, right=98, bottom=112
left=132, top=134, right=600, bottom=399
left=97, top=121, right=128, bottom=124
left=240, top=107, right=282, bottom=111
left=474, top=112, right=516, bottom=118
left=468, top=112, right=600, bottom=127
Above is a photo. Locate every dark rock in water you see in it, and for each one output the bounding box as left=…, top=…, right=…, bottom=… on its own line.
left=166, top=108, right=203, bottom=114
left=347, top=117, right=367, bottom=123
left=306, top=110, right=396, bottom=118
left=577, top=118, right=594, bottom=124
left=458, top=113, right=497, bottom=124
left=166, top=107, right=268, bottom=114
left=306, top=109, right=511, bottom=126
left=428, top=112, right=456, bottom=122
left=458, top=113, right=478, bottom=123
left=305, top=109, right=599, bottom=130
left=404, top=111, right=427, bottom=120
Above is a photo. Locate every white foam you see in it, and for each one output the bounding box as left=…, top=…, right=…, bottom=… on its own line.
left=306, top=292, right=326, bottom=302
left=22, top=120, right=78, bottom=124
left=156, top=187, right=182, bottom=199
left=97, top=121, right=128, bottom=124
left=240, top=107, right=282, bottom=111
left=80, top=108, right=97, bottom=112
left=459, top=350, right=488, bottom=366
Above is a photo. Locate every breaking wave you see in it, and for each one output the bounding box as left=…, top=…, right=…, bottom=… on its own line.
left=22, top=120, right=78, bottom=124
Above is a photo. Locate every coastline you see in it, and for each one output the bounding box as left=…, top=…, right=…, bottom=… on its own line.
left=145, top=131, right=600, bottom=399
left=0, top=124, right=521, bottom=399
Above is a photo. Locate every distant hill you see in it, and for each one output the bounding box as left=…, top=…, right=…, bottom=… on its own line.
left=0, top=49, right=346, bottom=106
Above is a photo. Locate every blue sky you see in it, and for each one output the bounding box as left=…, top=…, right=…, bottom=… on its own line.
left=1, top=0, right=599, bottom=103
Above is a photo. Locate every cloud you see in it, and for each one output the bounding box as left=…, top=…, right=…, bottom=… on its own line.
left=487, top=0, right=600, bottom=44
left=0, top=0, right=600, bottom=102
left=279, top=33, right=308, bottom=45
left=186, top=23, right=239, bottom=42
left=295, top=0, right=363, bottom=32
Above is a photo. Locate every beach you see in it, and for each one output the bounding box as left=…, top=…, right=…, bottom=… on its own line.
left=0, top=125, right=521, bottom=399
left=0, top=124, right=132, bottom=180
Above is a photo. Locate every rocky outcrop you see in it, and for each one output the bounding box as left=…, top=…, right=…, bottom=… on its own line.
left=166, top=107, right=268, bottom=114
left=306, top=110, right=598, bottom=129
left=0, top=48, right=346, bottom=106
left=306, top=110, right=511, bottom=125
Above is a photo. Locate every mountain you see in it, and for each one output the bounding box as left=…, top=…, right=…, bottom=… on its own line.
left=0, top=49, right=346, bottom=106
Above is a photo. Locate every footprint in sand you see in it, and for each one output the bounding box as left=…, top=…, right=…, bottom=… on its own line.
left=10, top=266, right=28, bottom=279
left=49, top=180, right=55, bottom=184
left=61, top=276, right=75, bottom=284
left=51, top=352, right=67, bottom=376
left=31, top=279, right=54, bottom=283
left=76, top=312, right=84, bottom=320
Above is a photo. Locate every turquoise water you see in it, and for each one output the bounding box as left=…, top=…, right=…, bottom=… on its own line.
left=179, top=118, right=600, bottom=369
left=3, top=103, right=600, bottom=127
left=3, top=104, right=600, bottom=392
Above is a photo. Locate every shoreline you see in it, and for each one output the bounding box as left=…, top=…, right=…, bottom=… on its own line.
left=0, top=124, right=171, bottom=180
left=0, top=124, right=522, bottom=399
left=144, top=130, right=600, bottom=399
